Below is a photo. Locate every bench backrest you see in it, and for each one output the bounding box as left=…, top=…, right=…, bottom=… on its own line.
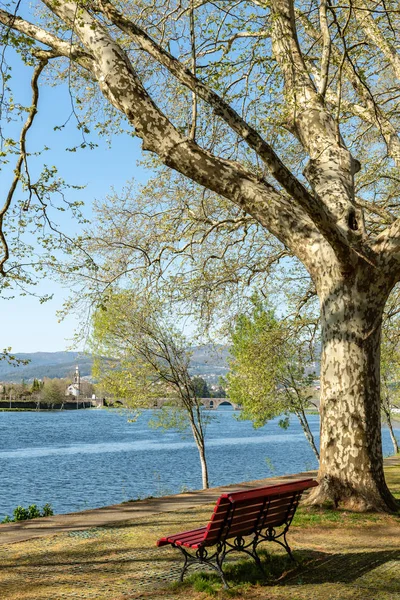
left=203, top=478, right=318, bottom=546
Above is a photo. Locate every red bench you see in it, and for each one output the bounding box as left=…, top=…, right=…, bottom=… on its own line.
left=157, top=478, right=318, bottom=587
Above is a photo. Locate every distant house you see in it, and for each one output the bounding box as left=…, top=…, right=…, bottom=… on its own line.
left=65, top=366, right=81, bottom=397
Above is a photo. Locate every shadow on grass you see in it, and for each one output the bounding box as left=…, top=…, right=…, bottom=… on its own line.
left=172, top=548, right=400, bottom=596
left=293, top=502, right=400, bottom=528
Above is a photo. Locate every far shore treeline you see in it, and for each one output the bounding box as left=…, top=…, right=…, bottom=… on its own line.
left=0, top=374, right=227, bottom=407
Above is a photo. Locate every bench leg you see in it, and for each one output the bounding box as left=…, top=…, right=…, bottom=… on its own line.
left=252, top=538, right=266, bottom=573
left=178, top=546, right=190, bottom=582
left=256, top=527, right=296, bottom=563
left=282, top=531, right=295, bottom=562
left=221, top=536, right=265, bottom=576
left=175, top=545, right=229, bottom=589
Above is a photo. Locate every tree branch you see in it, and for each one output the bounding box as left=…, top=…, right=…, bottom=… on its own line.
left=318, top=0, right=331, bottom=97
left=300, top=10, right=400, bottom=169
left=0, top=8, right=94, bottom=70
left=34, top=0, right=334, bottom=270
left=0, top=58, right=47, bottom=276
left=271, top=0, right=361, bottom=235
left=354, top=1, right=400, bottom=81
left=94, top=0, right=329, bottom=228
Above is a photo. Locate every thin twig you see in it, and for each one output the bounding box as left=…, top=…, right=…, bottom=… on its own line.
left=0, top=58, right=48, bottom=276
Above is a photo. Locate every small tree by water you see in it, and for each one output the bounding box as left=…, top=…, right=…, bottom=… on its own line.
left=381, top=335, right=400, bottom=455
left=91, top=291, right=211, bottom=489
left=228, top=295, right=319, bottom=461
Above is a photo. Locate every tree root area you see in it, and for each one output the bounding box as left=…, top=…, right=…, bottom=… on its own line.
left=304, top=475, right=400, bottom=513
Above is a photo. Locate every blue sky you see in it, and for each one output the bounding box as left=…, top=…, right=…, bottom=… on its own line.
left=1, top=54, right=147, bottom=352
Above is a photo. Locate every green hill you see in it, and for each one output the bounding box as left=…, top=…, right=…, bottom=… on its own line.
left=0, top=345, right=230, bottom=383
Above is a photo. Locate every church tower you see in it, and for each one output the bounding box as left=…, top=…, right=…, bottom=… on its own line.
left=74, top=365, right=81, bottom=397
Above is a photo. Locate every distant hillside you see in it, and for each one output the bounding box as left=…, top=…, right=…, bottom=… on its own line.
left=0, top=345, right=230, bottom=383
left=189, top=344, right=230, bottom=378
left=0, top=352, right=93, bottom=383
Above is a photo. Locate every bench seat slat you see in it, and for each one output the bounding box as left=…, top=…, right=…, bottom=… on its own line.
left=218, top=507, right=296, bottom=539
left=232, top=498, right=294, bottom=517
left=206, top=496, right=294, bottom=525
left=260, top=503, right=296, bottom=519
left=206, top=500, right=296, bottom=533
left=206, top=506, right=262, bottom=530
left=157, top=526, right=207, bottom=548
left=231, top=495, right=293, bottom=512
left=225, top=479, right=317, bottom=504
left=262, top=510, right=296, bottom=528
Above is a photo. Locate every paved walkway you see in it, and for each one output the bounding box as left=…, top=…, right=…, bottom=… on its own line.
left=0, top=455, right=398, bottom=546
left=0, top=470, right=319, bottom=545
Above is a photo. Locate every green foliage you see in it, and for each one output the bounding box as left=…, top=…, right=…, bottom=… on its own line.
left=0, top=515, right=12, bottom=524
left=40, top=379, right=65, bottom=404
left=1, top=503, right=54, bottom=523
left=380, top=306, right=400, bottom=453
left=91, top=290, right=211, bottom=486
left=191, top=376, right=210, bottom=398
left=0, top=349, right=30, bottom=368
left=91, top=292, right=195, bottom=409
left=41, top=503, right=54, bottom=517
left=27, top=504, right=41, bottom=519
left=228, top=295, right=310, bottom=427
left=229, top=301, right=283, bottom=425
left=227, top=294, right=319, bottom=459
left=381, top=334, right=400, bottom=411
left=149, top=403, right=190, bottom=434
left=31, top=378, right=40, bottom=392
left=13, top=505, right=32, bottom=522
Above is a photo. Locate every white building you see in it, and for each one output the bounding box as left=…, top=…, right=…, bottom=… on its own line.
left=65, top=365, right=81, bottom=397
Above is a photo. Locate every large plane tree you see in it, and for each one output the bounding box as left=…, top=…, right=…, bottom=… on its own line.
left=1, top=0, right=400, bottom=511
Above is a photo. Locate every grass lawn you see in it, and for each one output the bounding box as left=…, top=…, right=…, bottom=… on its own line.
left=0, top=464, right=399, bottom=600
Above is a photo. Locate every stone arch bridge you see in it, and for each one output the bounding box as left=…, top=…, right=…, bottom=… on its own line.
left=152, top=397, right=241, bottom=410
left=97, top=397, right=241, bottom=410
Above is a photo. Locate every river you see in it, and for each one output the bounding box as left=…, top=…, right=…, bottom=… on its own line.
left=0, top=408, right=398, bottom=519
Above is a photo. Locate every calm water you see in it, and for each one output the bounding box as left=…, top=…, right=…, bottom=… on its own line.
left=0, top=409, right=398, bottom=518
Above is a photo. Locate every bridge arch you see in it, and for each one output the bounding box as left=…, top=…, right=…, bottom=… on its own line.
left=208, top=398, right=241, bottom=410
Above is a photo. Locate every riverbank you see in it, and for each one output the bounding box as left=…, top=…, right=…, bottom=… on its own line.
left=0, top=457, right=398, bottom=600
left=1, top=455, right=398, bottom=547
left=0, top=400, right=94, bottom=410
left=0, top=469, right=319, bottom=545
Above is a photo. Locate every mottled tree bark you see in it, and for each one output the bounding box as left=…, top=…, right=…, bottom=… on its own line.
left=306, top=269, right=398, bottom=511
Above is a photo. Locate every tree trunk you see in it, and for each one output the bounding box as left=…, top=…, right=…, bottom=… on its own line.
left=295, top=408, right=320, bottom=461
left=387, top=419, right=400, bottom=455
left=306, top=273, right=399, bottom=512
left=383, top=407, right=400, bottom=455
left=189, top=419, right=209, bottom=489
left=198, top=440, right=209, bottom=490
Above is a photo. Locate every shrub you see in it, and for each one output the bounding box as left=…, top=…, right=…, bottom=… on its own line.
left=41, top=503, right=54, bottom=517
left=1, top=503, right=54, bottom=524
left=13, top=506, right=30, bottom=521
left=28, top=505, right=41, bottom=519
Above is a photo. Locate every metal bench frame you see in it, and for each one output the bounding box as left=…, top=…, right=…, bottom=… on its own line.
left=157, top=478, right=318, bottom=588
